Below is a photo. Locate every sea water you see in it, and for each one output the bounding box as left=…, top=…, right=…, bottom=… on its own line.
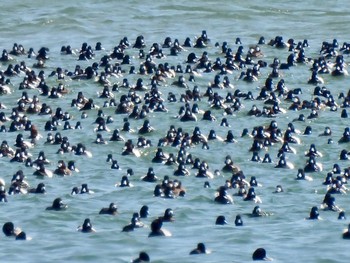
left=0, top=0, right=350, bottom=262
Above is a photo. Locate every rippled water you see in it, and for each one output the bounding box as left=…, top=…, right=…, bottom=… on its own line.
left=1, top=1, right=350, bottom=262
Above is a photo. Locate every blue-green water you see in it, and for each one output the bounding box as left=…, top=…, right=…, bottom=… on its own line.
left=1, top=1, right=350, bottom=262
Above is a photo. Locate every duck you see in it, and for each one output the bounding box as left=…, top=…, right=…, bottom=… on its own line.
left=99, top=203, right=118, bottom=215
left=190, top=243, right=208, bottom=255
left=77, top=218, right=96, bottom=233
left=46, top=198, right=67, bottom=211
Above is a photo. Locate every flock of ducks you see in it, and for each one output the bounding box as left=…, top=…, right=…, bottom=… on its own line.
left=1, top=29, right=350, bottom=261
